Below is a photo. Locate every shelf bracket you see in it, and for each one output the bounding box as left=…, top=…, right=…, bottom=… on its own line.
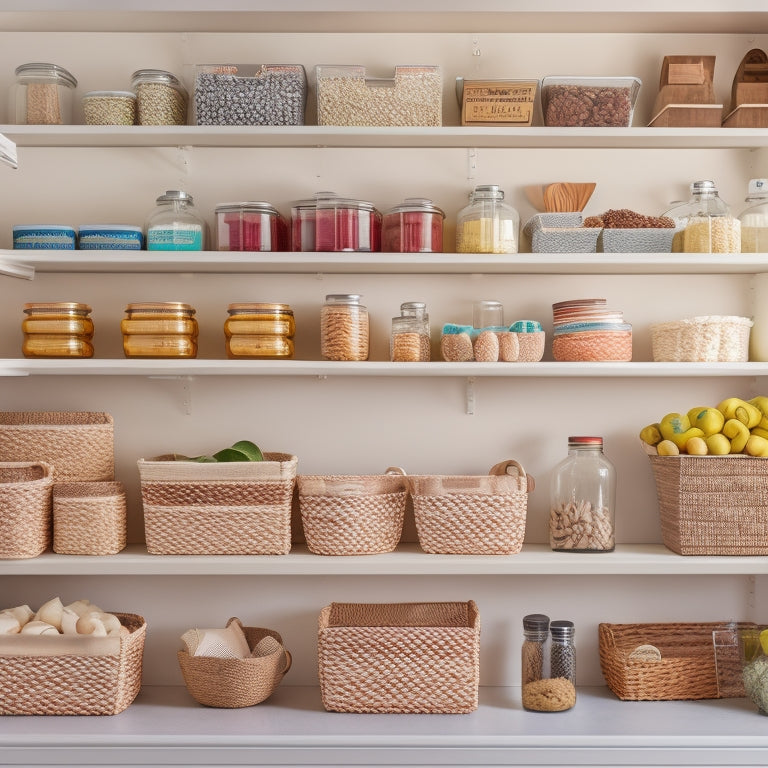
left=466, top=376, right=476, bottom=415
left=148, top=375, right=193, bottom=415
left=0, top=258, right=34, bottom=280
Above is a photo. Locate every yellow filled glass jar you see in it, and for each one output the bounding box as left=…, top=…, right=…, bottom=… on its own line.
left=224, top=303, right=295, bottom=359
left=122, top=302, right=198, bottom=358
left=22, top=302, right=94, bottom=358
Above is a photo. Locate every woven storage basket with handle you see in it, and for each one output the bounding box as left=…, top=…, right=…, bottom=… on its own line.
left=318, top=601, right=480, bottom=714
left=0, top=461, right=53, bottom=559
left=178, top=617, right=291, bottom=708
left=648, top=452, right=768, bottom=555
left=297, top=469, right=408, bottom=555
left=138, top=453, right=297, bottom=555
left=599, top=621, right=746, bottom=701
left=0, top=612, right=146, bottom=715
left=409, top=460, right=532, bottom=554
left=0, top=411, right=114, bottom=482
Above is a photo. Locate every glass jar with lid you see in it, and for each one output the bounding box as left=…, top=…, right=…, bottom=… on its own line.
left=22, top=302, right=94, bottom=358
left=390, top=301, right=430, bottom=362
left=739, top=179, right=768, bottom=253
left=224, top=303, right=295, bottom=359
left=456, top=184, right=519, bottom=254
left=146, top=190, right=207, bottom=251
left=11, top=63, right=77, bottom=125
left=664, top=180, right=741, bottom=253
left=550, top=436, right=616, bottom=552
left=121, top=302, right=198, bottom=358
left=382, top=198, right=445, bottom=253
left=321, top=294, right=369, bottom=361
left=214, top=202, right=288, bottom=252
left=473, top=300, right=504, bottom=329
left=82, top=90, right=136, bottom=126
left=131, top=69, right=188, bottom=125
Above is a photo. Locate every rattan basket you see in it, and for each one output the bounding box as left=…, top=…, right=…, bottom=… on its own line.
left=0, top=612, right=146, bottom=715
left=648, top=452, right=768, bottom=555
left=0, top=461, right=53, bottom=559
left=53, top=481, right=127, bottom=555
left=599, top=621, right=743, bottom=700
left=318, top=601, right=480, bottom=714
left=297, top=470, right=408, bottom=555
left=0, top=411, right=114, bottom=482
left=138, top=453, right=297, bottom=555
left=178, top=617, right=291, bottom=708
left=409, top=460, right=532, bottom=554
left=651, top=315, right=753, bottom=362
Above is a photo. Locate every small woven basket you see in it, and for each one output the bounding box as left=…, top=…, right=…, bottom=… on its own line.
left=599, top=621, right=740, bottom=700
left=648, top=453, right=768, bottom=555
left=0, top=461, right=53, bottom=559
left=409, top=460, right=532, bottom=554
left=552, top=329, right=633, bottom=362
left=0, top=411, right=114, bottom=482
left=651, top=315, right=753, bottom=362
left=297, top=470, right=408, bottom=555
left=178, top=618, right=291, bottom=708
left=0, top=612, right=146, bottom=715
left=53, top=481, right=127, bottom=555
left=318, top=601, right=480, bottom=714
left=138, top=453, right=297, bottom=555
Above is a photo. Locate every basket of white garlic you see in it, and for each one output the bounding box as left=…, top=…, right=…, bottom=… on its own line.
left=0, top=596, right=146, bottom=715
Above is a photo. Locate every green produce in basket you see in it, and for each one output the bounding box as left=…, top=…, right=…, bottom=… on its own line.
left=174, top=440, right=264, bottom=462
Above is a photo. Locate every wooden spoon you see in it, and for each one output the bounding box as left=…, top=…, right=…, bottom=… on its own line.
left=544, top=182, right=596, bottom=212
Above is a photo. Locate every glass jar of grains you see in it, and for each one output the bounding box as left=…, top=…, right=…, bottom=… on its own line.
left=12, top=62, right=77, bottom=125
left=82, top=90, right=136, bottom=126
left=22, top=302, right=94, bottom=358
left=456, top=184, right=519, bottom=254
left=131, top=69, right=188, bottom=126
left=121, top=302, right=198, bottom=358
left=320, top=294, right=369, bottom=361
left=390, top=301, right=430, bottom=361
left=224, top=302, right=295, bottom=359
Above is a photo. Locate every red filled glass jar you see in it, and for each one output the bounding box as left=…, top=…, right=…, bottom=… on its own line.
left=291, top=192, right=381, bottom=252
left=382, top=198, right=444, bottom=253
left=214, top=202, right=288, bottom=252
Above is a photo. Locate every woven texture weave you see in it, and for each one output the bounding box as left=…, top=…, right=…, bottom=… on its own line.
left=649, top=454, right=768, bottom=555
left=0, top=612, right=146, bottom=715
left=0, top=462, right=53, bottom=559
left=139, top=453, right=297, bottom=555
left=0, top=411, right=114, bottom=482
left=651, top=315, right=752, bottom=362
left=318, top=601, right=480, bottom=714
left=552, top=330, right=632, bottom=362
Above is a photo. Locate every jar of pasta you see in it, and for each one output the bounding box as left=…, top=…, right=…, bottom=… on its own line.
left=12, top=62, right=77, bottom=125
left=121, top=302, right=198, bottom=358
left=224, top=303, right=295, bottom=359
left=320, top=294, right=369, bottom=361
left=456, top=184, right=519, bottom=254
left=22, top=302, right=94, bottom=358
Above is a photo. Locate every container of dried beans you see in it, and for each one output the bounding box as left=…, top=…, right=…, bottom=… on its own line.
left=585, top=208, right=678, bottom=253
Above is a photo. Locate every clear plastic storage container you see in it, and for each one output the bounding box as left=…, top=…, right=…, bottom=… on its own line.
left=739, top=179, right=768, bottom=253
left=291, top=192, right=381, bottom=252
left=541, top=76, right=641, bottom=127
left=382, top=198, right=444, bottom=253
left=214, top=202, right=288, bottom=252
left=11, top=63, right=77, bottom=124
left=456, top=185, right=519, bottom=254
left=390, top=301, right=430, bottom=361
left=131, top=69, right=187, bottom=126
left=146, top=190, right=206, bottom=251
left=82, top=91, right=136, bottom=125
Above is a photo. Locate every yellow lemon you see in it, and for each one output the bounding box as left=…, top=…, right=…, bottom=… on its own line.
left=685, top=436, right=708, bottom=455
left=706, top=433, right=731, bottom=455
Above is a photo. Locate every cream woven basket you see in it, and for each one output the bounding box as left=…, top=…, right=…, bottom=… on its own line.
left=0, top=461, right=54, bottom=559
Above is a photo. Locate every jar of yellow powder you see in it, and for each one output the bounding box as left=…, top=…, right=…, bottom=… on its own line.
left=455, top=184, right=519, bottom=254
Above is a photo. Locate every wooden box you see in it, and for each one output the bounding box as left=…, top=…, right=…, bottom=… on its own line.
left=458, top=78, right=538, bottom=126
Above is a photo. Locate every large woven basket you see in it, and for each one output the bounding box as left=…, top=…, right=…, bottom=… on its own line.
left=0, top=411, right=114, bottom=482
left=318, top=601, right=480, bottom=714
left=297, top=471, right=408, bottom=555
left=53, top=481, right=127, bottom=555
left=0, top=612, right=146, bottom=715
left=178, top=617, right=291, bottom=708
left=651, top=315, right=753, bottom=362
left=599, top=622, right=743, bottom=701
left=648, top=453, right=768, bottom=555
left=409, top=460, right=532, bottom=554
left=0, top=461, right=53, bottom=559
left=138, top=453, right=297, bottom=555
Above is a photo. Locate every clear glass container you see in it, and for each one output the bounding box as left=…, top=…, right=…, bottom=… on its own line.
left=11, top=62, right=77, bottom=125
left=664, top=180, right=741, bottom=253
left=382, top=198, right=444, bottom=253
left=320, top=294, right=369, bottom=361
left=22, top=302, right=94, bottom=358
left=739, top=179, right=768, bottom=253
left=390, top=301, right=430, bottom=362
left=550, top=620, right=576, bottom=689
left=121, top=302, right=198, bottom=358
left=146, top=190, right=206, bottom=251
left=224, top=302, right=295, bottom=359
left=550, top=436, right=616, bottom=552
left=130, top=69, right=188, bottom=125
left=473, top=300, right=504, bottom=329
left=214, top=202, right=288, bottom=252
left=456, top=184, right=519, bottom=254
left=82, top=90, right=136, bottom=125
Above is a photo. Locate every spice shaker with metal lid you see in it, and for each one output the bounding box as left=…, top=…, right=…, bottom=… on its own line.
left=456, top=184, right=519, bottom=254
left=321, top=294, right=369, bottom=361
left=131, top=69, right=188, bottom=125
left=146, top=190, right=206, bottom=251
left=12, top=63, right=78, bottom=125
left=382, top=197, right=445, bottom=253
left=550, top=620, right=576, bottom=690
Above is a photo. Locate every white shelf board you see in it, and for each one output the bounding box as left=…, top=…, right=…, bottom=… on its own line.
left=3, top=543, right=767, bottom=576
left=4, top=125, right=768, bottom=150
left=1, top=685, right=766, bottom=766
left=5, top=249, right=768, bottom=276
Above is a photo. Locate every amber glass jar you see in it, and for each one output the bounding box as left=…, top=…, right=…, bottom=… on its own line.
left=22, top=302, right=94, bottom=358
left=224, top=303, right=295, bottom=359
left=121, top=302, right=198, bottom=358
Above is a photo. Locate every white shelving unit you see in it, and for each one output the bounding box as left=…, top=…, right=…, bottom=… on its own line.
left=1, top=2, right=768, bottom=766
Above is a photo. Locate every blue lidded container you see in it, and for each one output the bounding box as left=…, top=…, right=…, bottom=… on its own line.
left=13, top=225, right=76, bottom=250
left=78, top=224, right=144, bottom=250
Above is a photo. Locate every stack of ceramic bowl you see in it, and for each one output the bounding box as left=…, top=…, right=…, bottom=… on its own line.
left=551, top=298, right=632, bottom=362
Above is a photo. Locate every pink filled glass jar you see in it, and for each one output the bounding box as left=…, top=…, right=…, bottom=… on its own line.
left=291, top=192, right=381, bottom=252
left=214, top=202, right=288, bottom=252
left=382, top=198, right=444, bottom=253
